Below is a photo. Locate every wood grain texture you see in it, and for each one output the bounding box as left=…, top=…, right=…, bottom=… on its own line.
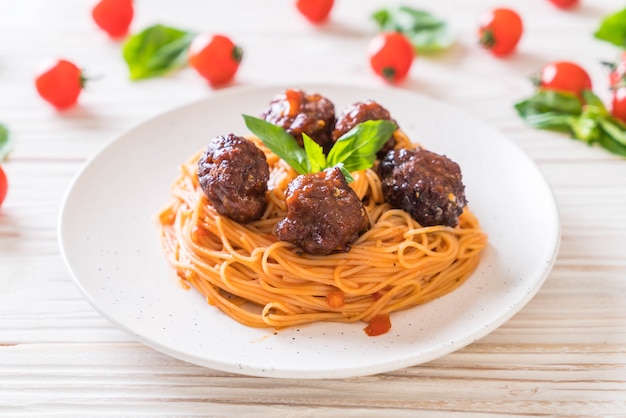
left=1, top=0, right=625, bottom=416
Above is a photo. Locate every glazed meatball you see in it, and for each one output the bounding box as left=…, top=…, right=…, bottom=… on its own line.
left=332, top=100, right=398, bottom=157
left=378, top=148, right=466, bottom=227
left=198, top=134, right=270, bottom=223
left=275, top=167, right=369, bottom=256
left=260, top=88, right=335, bottom=152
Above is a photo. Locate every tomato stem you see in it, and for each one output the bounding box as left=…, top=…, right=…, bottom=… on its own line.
left=382, top=66, right=396, bottom=82
left=232, top=46, right=243, bottom=63
left=479, top=29, right=496, bottom=48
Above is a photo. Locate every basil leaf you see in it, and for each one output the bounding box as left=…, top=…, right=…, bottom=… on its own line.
left=244, top=116, right=396, bottom=182
left=598, top=117, right=626, bottom=146
left=0, top=123, right=13, bottom=161
left=335, top=163, right=355, bottom=183
left=327, top=120, right=397, bottom=172
left=515, top=84, right=626, bottom=157
left=527, top=90, right=582, bottom=114
left=582, top=90, right=608, bottom=114
left=594, top=8, right=626, bottom=48
left=122, top=24, right=195, bottom=80
left=598, top=130, right=626, bottom=157
left=568, top=114, right=601, bottom=144
left=243, top=115, right=309, bottom=175
left=372, top=6, right=455, bottom=53
left=302, top=133, right=326, bottom=173
left=515, top=90, right=583, bottom=132
left=514, top=100, right=574, bottom=131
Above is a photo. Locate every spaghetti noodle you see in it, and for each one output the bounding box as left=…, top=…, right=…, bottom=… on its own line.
left=157, top=132, right=487, bottom=333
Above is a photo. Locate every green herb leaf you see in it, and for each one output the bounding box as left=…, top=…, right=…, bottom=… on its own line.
left=582, top=90, right=609, bottom=114
left=514, top=88, right=626, bottom=158
left=598, top=117, right=626, bottom=146
left=594, top=8, right=626, bottom=48
left=122, top=24, right=195, bottom=81
left=372, top=6, right=455, bottom=53
left=327, top=120, right=397, bottom=172
left=0, top=123, right=13, bottom=161
left=302, top=133, right=327, bottom=173
left=569, top=112, right=602, bottom=144
left=336, top=163, right=355, bottom=183
left=598, top=129, right=626, bottom=157
left=242, top=115, right=309, bottom=175
left=243, top=115, right=397, bottom=182
left=514, top=90, right=582, bottom=131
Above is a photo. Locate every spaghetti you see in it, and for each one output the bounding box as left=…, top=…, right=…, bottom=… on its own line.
left=157, top=132, right=487, bottom=333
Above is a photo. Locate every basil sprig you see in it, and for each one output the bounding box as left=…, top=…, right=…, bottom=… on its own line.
left=515, top=89, right=626, bottom=157
left=243, top=115, right=397, bottom=182
left=372, top=6, right=455, bottom=53
left=594, top=8, right=626, bottom=48
left=122, top=24, right=195, bottom=81
left=0, top=123, right=12, bottom=161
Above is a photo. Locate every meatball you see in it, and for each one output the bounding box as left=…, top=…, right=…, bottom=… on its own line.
left=275, top=167, right=369, bottom=256
left=198, top=134, right=270, bottom=223
left=332, top=100, right=398, bottom=157
left=378, top=148, right=466, bottom=227
left=260, top=88, right=335, bottom=152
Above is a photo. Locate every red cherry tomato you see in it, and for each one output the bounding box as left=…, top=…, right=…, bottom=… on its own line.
left=91, top=0, right=134, bottom=38
left=296, top=0, right=334, bottom=24
left=548, top=0, right=579, bottom=9
left=188, top=34, right=243, bottom=87
left=478, top=8, right=523, bottom=56
left=35, top=59, right=84, bottom=110
left=612, top=87, right=626, bottom=123
left=368, top=32, right=415, bottom=84
left=538, top=61, right=592, bottom=98
left=0, top=165, right=7, bottom=207
left=608, top=51, right=626, bottom=88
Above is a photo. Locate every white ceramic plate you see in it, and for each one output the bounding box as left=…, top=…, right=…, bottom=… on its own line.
left=59, top=84, right=560, bottom=379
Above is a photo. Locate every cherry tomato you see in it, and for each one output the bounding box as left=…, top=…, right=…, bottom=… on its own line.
left=607, top=51, right=626, bottom=88
left=91, top=0, right=134, bottom=38
left=35, top=59, right=85, bottom=110
left=548, top=0, right=579, bottom=9
left=611, top=87, right=626, bottom=123
left=296, top=0, right=334, bottom=24
left=0, top=165, right=7, bottom=207
left=368, top=32, right=415, bottom=84
left=189, top=34, right=243, bottom=87
left=538, top=61, right=592, bottom=98
left=478, top=8, right=523, bottom=56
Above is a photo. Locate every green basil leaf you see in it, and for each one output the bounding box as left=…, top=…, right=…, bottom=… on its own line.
left=568, top=114, right=602, bottom=144
left=598, top=130, right=626, bottom=157
left=244, top=116, right=396, bottom=182
left=302, top=133, right=326, bottom=173
left=122, top=24, right=195, bottom=80
left=582, top=89, right=608, bottom=114
left=594, top=8, right=626, bottom=48
left=514, top=106, right=574, bottom=131
left=598, top=117, right=626, bottom=146
left=527, top=90, right=582, bottom=114
left=327, top=120, right=397, bottom=172
left=515, top=89, right=584, bottom=132
left=335, top=163, right=355, bottom=183
left=0, top=123, right=13, bottom=161
left=372, top=6, right=455, bottom=53
left=243, top=115, right=309, bottom=175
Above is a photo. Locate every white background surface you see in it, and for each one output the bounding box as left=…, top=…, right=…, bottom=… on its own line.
left=1, top=0, right=625, bottom=415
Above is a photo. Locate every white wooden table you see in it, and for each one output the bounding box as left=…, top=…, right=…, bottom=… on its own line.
left=1, top=0, right=625, bottom=415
